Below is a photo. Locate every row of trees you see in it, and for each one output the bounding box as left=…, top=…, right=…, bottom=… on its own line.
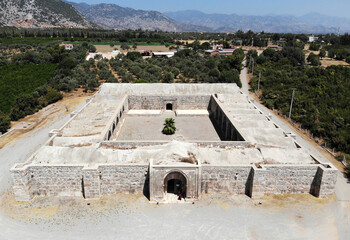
left=249, top=44, right=350, bottom=155
left=107, top=49, right=244, bottom=85
left=0, top=41, right=100, bottom=133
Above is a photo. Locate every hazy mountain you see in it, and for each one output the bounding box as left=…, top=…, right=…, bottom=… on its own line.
left=0, top=0, right=96, bottom=28
left=164, top=10, right=338, bottom=33
left=69, top=2, right=211, bottom=32
left=299, top=13, right=350, bottom=33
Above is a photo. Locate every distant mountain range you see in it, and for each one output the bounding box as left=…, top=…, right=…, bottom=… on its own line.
left=1, top=0, right=350, bottom=34
left=67, top=1, right=210, bottom=32
left=0, top=0, right=96, bottom=28
left=164, top=10, right=350, bottom=33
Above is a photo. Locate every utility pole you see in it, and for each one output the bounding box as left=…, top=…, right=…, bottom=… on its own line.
left=257, top=70, right=262, bottom=92
left=288, top=88, right=297, bottom=119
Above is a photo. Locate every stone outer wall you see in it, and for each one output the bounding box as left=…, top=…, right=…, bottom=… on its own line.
left=11, top=163, right=337, bottom=201
left=11, top=164, right=148, bottom=201
left=201, top=165, right=253, bottom=195
left=128, top=95, right=210, bottom=110
left=203, top=164, right=337, bottom=199
left=99, top=165, right=148, bottom=195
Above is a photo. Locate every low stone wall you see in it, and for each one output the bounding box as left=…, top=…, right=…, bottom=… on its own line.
left=128, top=95, right=210, bottom=110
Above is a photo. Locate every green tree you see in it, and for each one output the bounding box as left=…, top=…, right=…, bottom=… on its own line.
left=307, top=53, right=321, bottom=66
left=126, top=51, right=142, bottom=61
left=309, top=42, right=320, bottom=51
left=162, top=118, right=176, bottom=135
left=0, top=112, right=10, bottom=133
left=120, top=43, right=130, bottom=51
left=319, top=49, right=326, bottom=59
left=163, top=72, right=174, bottom=83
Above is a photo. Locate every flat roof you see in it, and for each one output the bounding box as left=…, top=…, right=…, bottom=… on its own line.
left=16, top=84, right=319, bottom=167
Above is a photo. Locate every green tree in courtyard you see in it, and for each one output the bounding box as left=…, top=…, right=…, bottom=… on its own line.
left=162, top=118, right=176, bottom=135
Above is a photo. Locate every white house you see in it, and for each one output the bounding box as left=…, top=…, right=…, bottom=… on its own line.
left=308, top=36, right=319, bottom=42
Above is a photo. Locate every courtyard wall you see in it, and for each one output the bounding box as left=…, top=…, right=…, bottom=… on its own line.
left=128, top=95, right=210, bottom=110
left=208, top=96, right=245, bottom=141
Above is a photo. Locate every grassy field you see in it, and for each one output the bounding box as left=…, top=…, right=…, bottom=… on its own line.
left=0, top=64, right=56, bottom=113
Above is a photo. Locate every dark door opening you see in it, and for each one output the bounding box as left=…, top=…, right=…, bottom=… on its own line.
left=166, top=103, right=173, bottom=110
left=164, top=171, right=187, bottom=198
left=167, top=179, right=182, bottom=194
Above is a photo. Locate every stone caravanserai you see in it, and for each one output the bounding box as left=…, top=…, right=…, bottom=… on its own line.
left=11, top=84, right=338, bottom=202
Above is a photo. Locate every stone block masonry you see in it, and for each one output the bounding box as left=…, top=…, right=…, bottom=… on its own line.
left=128, top=95, right=210, bottom=110
left=11, top=164, right=148, bottom=201
left=201, top=166, right=253, bottom=195
left=200, top=164, right=337, bottom=199
left=11, top=162, right=337, bottom=201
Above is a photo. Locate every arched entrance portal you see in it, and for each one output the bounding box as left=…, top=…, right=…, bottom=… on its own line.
left=164, top=171, right=187, bottom=197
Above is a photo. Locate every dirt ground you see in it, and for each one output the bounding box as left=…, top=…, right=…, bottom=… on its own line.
left=114, top=113, right=220, bottom=141
left=321, top=57, right=349, bottom=67
left=0, top=190, right=348, bottom=240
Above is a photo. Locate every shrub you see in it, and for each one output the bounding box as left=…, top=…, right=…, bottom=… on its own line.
left=134, top=79, right=149, bottom=83
left=121, top=73, right=134, bottom=83
left=0, top=112, right=10, bottom=134
left=163, top=72, right=174, bottom=83
left=346, top=162, right=350, bottom=179
left=162, top=118, right=176, bottom=135
left=126, top=51, right=142, bottom=61
left=10, top=94, right=39, bottom=121
left=44, top=87, right=63, bottom=104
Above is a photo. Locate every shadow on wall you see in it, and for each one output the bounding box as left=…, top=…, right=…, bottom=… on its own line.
left=143, top=168, right=150, bottom=200
left=245, top=168, right=254, bottom=197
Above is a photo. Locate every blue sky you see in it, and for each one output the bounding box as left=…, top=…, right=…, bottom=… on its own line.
left=69, top=0, right=350, bottom=18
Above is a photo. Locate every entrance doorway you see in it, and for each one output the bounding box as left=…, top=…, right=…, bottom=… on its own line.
left=167, top=179, right=182, bottom=194
left=164, top=171, right=187, bottom=197
left=166, top=103, right=173, bottom=110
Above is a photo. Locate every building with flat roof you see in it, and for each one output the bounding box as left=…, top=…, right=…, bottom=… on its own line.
left=11, top=84, right=337, bottom=203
